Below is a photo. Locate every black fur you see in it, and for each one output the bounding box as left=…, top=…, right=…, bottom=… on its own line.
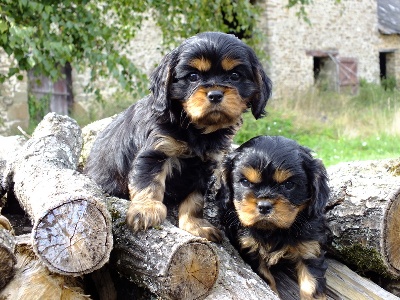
left=84, top=32, right=271, bottom=240
left=220, top=135, right=329, bottom=298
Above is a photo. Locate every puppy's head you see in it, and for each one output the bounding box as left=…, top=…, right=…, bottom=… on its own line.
left=150, top=32, right=272, bottom=132
left=222, top=136, right=329, bottom=230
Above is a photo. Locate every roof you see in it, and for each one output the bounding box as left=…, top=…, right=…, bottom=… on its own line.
left=378, top=0, right=400, bottom=34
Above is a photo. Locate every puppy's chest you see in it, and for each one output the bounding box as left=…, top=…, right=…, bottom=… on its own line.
left=238, top=235, right=320, bottom=266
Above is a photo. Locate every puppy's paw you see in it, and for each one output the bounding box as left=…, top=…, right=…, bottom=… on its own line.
left=180, top=218, right=222, bottom=243
left=126, top=200, right=167, bottom=231
left=0, top=215, right=12, bottom=231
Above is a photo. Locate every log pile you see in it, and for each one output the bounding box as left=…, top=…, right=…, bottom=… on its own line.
left=326, top=159, right=400, bottom=278
left=0, top=112, right=400, bottom=299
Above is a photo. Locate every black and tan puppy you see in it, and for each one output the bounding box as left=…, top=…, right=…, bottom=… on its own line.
left=220, top=136, right=329, bottom=299
left=84, top=32, right=272, bottom=242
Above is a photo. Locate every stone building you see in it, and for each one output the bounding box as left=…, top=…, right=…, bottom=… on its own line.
left=259, top=0, right=400, bottom=97
left=0, top=0, right=399, bottom=134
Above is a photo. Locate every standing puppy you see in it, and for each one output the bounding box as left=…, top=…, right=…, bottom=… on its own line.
left=220, top=136, right=329, bottom=298
left=84, top=32, right=271, bottom=242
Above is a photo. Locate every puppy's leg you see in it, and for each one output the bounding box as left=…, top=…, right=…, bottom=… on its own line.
left=178, top=191, right=222, bottom=242
left=126, top=151, right=169, bottom=231
left=296, top=256, right=327, bottom=300
left=258, top=260, right=279, bottom=295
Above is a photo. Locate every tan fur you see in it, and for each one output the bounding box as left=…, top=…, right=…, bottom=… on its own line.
left=178, top=191, right=222, bottom=242
left=272, top=168, right=293, bottom=183
left=242, top=166, right=262, bottom=184
left=234, top=195, right=306, bottom=229
left=221, top=57, right=242, bottom=71
left=127, top=165, right=169, bottom=231
left=154, top=135, right=191, bottom=157
left=189, top=57, right=212, bottom=72
left=297, top=261, right=325, bottom=300
left=183, top=86, right=247, bottom=133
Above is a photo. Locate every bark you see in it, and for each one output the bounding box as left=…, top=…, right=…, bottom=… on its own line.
left=274, top=259, right=399, bottom=300
left=106, top=196, right=278, bottom=300
left=0, top=225, right=16, bottom=289
left=326, top=158, right=400, bottom=278
left=0, top=234, right=89, bottom=300
left=0, top=136, right=26, bottom=198
left=11, top=113, right=113, bottom=276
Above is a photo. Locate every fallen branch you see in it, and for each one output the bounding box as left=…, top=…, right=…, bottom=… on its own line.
left=11, top=113, right=113, bottom=276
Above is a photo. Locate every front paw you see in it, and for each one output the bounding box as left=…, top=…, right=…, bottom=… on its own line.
left=180, top=218, right=222, bottom=243
left=126, top=200, right=167, bottom=231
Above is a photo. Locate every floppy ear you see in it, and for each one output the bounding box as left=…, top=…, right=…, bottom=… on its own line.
left=250, top=64, right=272, bottom=119
left=300, top=147, right=330, bottom=217
left=149, top=49, right=179, bottom=113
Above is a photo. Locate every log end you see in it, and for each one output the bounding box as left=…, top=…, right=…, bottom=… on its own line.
left=166, top=241, right=219, bottom=300
left=32, top=199, right=113, bottom=276
left=385, top=189, right=400, bottom=276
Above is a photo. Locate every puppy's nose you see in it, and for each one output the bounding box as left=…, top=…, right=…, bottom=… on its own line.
left=207, top=90, right=224, bottom=103
left=258, top=201, right=273, bottom=215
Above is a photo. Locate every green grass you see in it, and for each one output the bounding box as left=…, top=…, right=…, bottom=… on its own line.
left=235, top=83, right=400, bottom=167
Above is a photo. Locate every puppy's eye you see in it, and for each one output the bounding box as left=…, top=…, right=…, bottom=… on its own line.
left=240, top=178, right=252, bottom=187
left=188, top=73, right=200, bottom=82
left=230, top=72, right=240, bottom=81
left=282, top=181, right=295, bottom=190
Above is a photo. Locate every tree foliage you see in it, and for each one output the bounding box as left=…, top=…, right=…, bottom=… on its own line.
left=0, top=0, right=337, bottom=98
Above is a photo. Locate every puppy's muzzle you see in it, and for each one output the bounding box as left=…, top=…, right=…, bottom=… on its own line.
left=258, top=200, right=273, bottom=215
left=207, top=90, right=224, bottom=104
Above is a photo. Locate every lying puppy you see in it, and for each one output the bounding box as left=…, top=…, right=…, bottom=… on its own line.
left=84, top=32, right=272, bottom=242
left=220, top=135, right=329, bottom=298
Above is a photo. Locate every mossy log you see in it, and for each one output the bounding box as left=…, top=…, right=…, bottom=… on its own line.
left=0, top=234, right=89, bottom=300
left=326, top=159, right=400, bottom=278
left=11, top=113, right=113, bottom=276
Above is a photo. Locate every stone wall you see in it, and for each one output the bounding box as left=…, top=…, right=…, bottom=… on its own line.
left=259, top=0, right=399, bottom=97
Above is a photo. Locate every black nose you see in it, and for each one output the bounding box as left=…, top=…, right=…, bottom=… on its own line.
left=258, top=201, right=273, bottom=215
left=207, top=90, right=224, bottom=103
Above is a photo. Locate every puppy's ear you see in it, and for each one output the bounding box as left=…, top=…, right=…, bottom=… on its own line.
left=250, top=64, right=272, bottom=119
left=149, top=49, right=179, bottom=113
left=300, top=147, right=330, bottom=217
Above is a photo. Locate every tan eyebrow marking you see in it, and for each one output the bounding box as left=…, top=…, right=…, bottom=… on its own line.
left=189, top=57, right=212, bottom=72
left=242, top=166, right=262, bottom=184
left=273, top=168, right=293, bottom=183
left=221, top=57, right=242, bottom=71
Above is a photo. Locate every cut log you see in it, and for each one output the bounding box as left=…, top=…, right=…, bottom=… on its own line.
left=274, top=259, right=399, bottom=300
left=106, top=196, right=278, bottom=300
left=326, top=158, right=400, bottom=278
left=11, top=113, right=113, bottom=276
left=0, top=135, right=27, bottom=197
left=0, top=219, right=16, bottom=289
left=0, top=234, right=89, bottom=300
left=106, top=196, right=219, bottom=300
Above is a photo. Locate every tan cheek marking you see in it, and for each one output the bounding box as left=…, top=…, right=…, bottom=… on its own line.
left=189, top=57, right=212, bottom=72
left=272, top=199, right=304, bottom=228
left=221, top=57, right=242, bottom=71
left=242, top=166, right=262, bottom=184
left=234, top=194, right=259, bottom=227
left=272, top=168, right=293, bottom=183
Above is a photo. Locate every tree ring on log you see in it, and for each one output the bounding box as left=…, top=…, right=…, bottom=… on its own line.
left=384, top=188, right=400, bottom=274
left=32, top=199, right=112, bottom=275
left=166, top=241, right=219, bottom=300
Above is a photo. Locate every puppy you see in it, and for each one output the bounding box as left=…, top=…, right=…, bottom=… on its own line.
left=220, top=136, right=329, bottom=298
left=84, top=32, right=272, bottom=242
